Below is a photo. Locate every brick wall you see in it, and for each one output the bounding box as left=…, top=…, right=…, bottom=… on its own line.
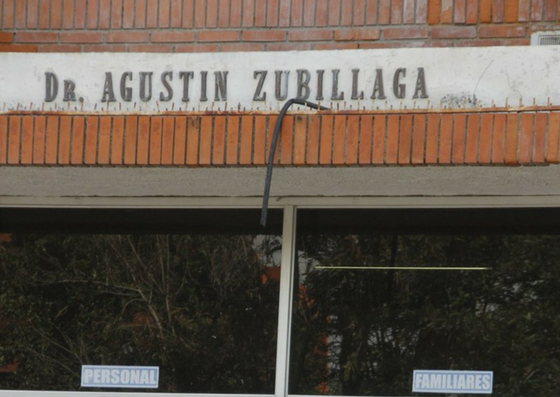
left=0, top=0, right=558, bottom=53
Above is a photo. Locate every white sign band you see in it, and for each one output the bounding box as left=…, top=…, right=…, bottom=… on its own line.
left=412, top=370, right=493, bottom=394
left=81, top=365, right=159, bottom=389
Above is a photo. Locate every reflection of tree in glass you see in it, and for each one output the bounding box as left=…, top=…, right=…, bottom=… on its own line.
left=290, top=234, right=560, bottom=397
left=0, top=234, right=281, bottom=393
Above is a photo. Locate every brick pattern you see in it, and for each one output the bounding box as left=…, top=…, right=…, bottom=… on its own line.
left=1, top=109, right=559, bottom=166
left=0, top=0, right=558, bottom=52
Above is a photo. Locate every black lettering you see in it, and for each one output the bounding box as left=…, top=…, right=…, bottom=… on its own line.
left=316, top=70, right=324, bottom=101
left=139, top=72, right=153, bottom=102
left=296, top=69, right=311, bottom=100
left=200, top=71, right=208, bottom=102
left=120, top=71, right=133, bottom=102
left=275, top=70, right=290, bottom=101
left=45, top=72, right=58, bottom=102
left=413, top=67, right=428, bottom=99
left=393, top=68, right=406, bottom=99
left=179, top=71, right=194, bottom=102
left=253, top=70, right=267, bottom=101
left=331, top=69, right=344, bottom=100
left=160, top=71, right=173, bottom=101
left=371, top=69, right=386, bottom=99
left=214, top=71, right=228, bottom=101
left=351, top=68, right=364, bottom=100
left=101, top=72, right=116, bottom=102
left=63, top=79, right=76, bottom=102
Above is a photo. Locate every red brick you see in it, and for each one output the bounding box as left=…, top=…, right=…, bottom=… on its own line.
left=171, top=0, right=183, bottom=27
left=173, top=116, right=187, bottom=165
left=479, top=0, right=492, bottom=22
left=480, top=25, right=526, bottom=38
left=403, top=0, right=416, bottom=23
left=26, top=0, right=39, bottom=28
left=278, top=0, right=291, bottom=26
left=492, top=0, right=505, bottom=22
left=319, top=114, right=333, bottom=164
left=122, top=0, right=135, bottom=28
left=136, top=116, right=150, bottom=165
left=7, top=43, right=35, bottom=59
left=123, top=116, right=138, bottom=165
left=438, top=114, right=452, bottom=164
left=267, top=42, right=311, bottom=51
left=0, top=116, right=8, bottom=164
left=97, top=116, right=111, bottom=165
left=98, top=0, right=111, bottom=28
left=397, top=114, right=412, bottom=165
left=505, top=113, right=519, bottom=165
left=14, top=0, right=26, bottom=28
left=83, top=44, right=128, bottom=52
left=152, top=31, right=196, bottom=42
left=7, top=116, right=21, bottom=165
left=290, top=29, right=332, bottom=41
left=328, top=0, right=341, bottom=25
left=128, top=44, right=173, bottom=52
left=83, top=116, right=97, bottom=165
left=242, top=30, right=286, bottom=41
left=86, top=0, right=99, bottom=28
left=385, top=115, right=399, bottom=164
left=533, top=112, right=547, bottom=163
left=430, top=26, right=476, bottom=38
left=478, top=113, right=492, bottom=163
left=50, top=0, right=62, bottom=28
left=267, top=0, right=279, bottom=26
left=230, top=0, right=242, bottom=26
left=312, top=42, right=359, bottom=50
left=454, top=0, right=466, bottom=23
left=0, top=33, right=12, bottom=43
left=391, top=0, right=403, bottom=24
left=315, top=0, right=328, bottom=25
left=198, top=30, right=240, bottom=41
left=197, top=115, right=211, bottom=165
left=243, top=0, right=255, bottom=26
left=71, top=116, right=85, bottom=165
left=255, top=0, right=267, bottom=26
left=239, top=115, right=253, bottom=165
left=370, top=114, right=385, bottom=164
left=357, top=114, right=372, bottom=164
left=354, top=0, right=366, bottom=24
left=518, top=113, right=533, bottom=164
left=175, top=43, right=220, bottom=52
left=416, top=0, right=428, bottom=23
left=62, top=0, right=74, bottom=29
left=211, top=115, right=225, bottom=165
left=280, top=115, right=294, bottom=164
left=20, top=116, right=33, bottom=165
left=531, top=0, right=543, bottom=21
left=291, top=0, right=303, bottom=26
left=158, top=0, right=171, bottom=27
left=148, top=116, right=162, bottom=165
left=218, top=0, right=230, bottom=27
left=383, top=26, right=428, bottom=39
left=427, top=0, right=440, bottom=23
left=146, top=0, right=158, bottom=27
left=222, top=43, right=265, bottom=51
left=45, top=116, right=59, bottom=165
left=451, top=114, right=466, bottom=164
left=16, top=32, right=58, bottom=43
left=292, top=115, right=306, bottom=165
left=334, top=28, right=380, bottom=40
left=2, top=0, right=14, bottom=28
left=411, top=114, right=426, bottom=164
left=266, top=115, right=278, bottom=163
left=225, top=115, right=239, bottom=164
left=544, top=0, right=557, bottom=20
left=303, top=114, right=319, bottom=165
left=161, top=116, right=175, bottom=165
left=518, top=0, right=530, bottom=20
left=74, top=0, right=87, bottom=28
left=504, top=0, right=518, bottom=22
left=546, top=113, right=560, bottom=163
left=440, top=0, right=453, bottom=23
left=107, top=31, right=150, bottom=42
left=366, top=0, right=378, bottom=24
left=465, top=113, right=479, bottom=164
left=111, top=0, right=123, bottom=28
left=253, top=116, right=267, bottom=165
left=340, top=0, right=353, bottom=25
left=345, top=115, right=360, bottom=165
left=32, top=116, right=46, bottom=164
left=110, top=116, right=125, bottom=165
left=60, top=32, right=103, bottom=43
left=135, top=0, right=147, bottom=27
left=207, top=0, right=218, bottom=27
left=425, top=113, right=439, bottom=164
left=38, top=43, right=82, bottom=52
left=184, top=116, right=199, bottom=165
left=58, top=116, right=72, bottom=165
left=466, top=0, right=478, bottom=23
left=491, top=114, right=506, bottom=163
left=301, top=0, right=314, bottom=26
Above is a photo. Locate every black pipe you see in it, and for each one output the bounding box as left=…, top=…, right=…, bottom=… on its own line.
left=261, top=99, right=329, bottom=227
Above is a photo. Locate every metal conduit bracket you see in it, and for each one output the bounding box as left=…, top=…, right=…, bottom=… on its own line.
left=260, top=99, right=329, bottom=227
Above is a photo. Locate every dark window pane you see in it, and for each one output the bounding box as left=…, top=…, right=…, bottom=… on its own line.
left=290, top=210, right=560, bottom=397
left=0, top=210, right=281, bottom=393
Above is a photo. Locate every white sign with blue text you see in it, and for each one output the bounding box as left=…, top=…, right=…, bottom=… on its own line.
left=412, top=370, right=493, bottom=394
left=81, top=365, right=159, bottom=388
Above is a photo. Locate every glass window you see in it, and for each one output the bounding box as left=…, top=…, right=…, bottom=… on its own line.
left=290, top=209, right=560, bottom=397
left=0, top=209, right=282, bottom=394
